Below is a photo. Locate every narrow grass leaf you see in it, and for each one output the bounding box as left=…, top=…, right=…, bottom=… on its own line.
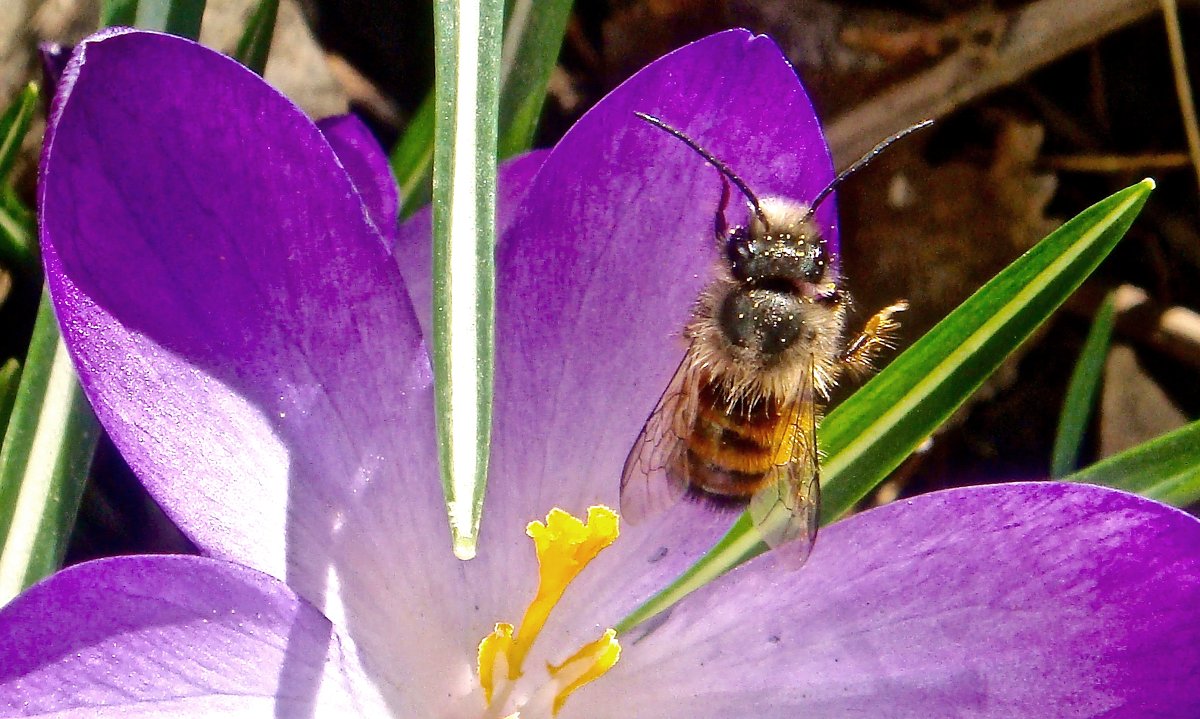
left=0, top=359, right=20, bottom=440
left=0, top=84, right=38, bottom=185
left=431, top=0, right=503, bottom=559
left=0, top=84, right=40, bottom=280
left=496, top=0, right=573, bottom=158
left=393, top=94, right=435, bottom=218
left=393, top=1, right=572, bottom=216
left=1065, top=419, right=1200, bottom=507
left=0, top=289, right=101, bottom=605
left=232, top=0, right=280, bottom=76
left=134, top=0, right=206, bottom=37
left=0, top=189, right=36, bottom=279
left=100, top=0, right=138, bottom=27
left=618, top=180, right=1154, bottom=632
left=1051, top=291, right=1116, bottom=477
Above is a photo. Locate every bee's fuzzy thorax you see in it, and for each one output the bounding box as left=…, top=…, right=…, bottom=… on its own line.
left=684, top=268, right=847, bottom=408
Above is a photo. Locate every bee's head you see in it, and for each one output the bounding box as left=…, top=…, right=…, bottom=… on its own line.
left=725, top=198, right=831, bottom=290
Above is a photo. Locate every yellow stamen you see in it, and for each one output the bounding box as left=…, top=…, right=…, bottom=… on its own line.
left=477, top=623, right=515, bottom=705
left=546, top=628, right=621, bottom=716
left=506, top=506, right=619, bottom=678
left=476, top=506, right=622, bottom=717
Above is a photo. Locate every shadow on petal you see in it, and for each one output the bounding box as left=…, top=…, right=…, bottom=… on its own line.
left=0, top=555, right=389, bottom=717
left=40, top=30, right=448, bottom=713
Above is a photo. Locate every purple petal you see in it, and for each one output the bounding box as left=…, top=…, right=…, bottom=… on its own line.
left=568, top=483, right=1200, bottom=718
left=317, top=114, right=399, bottom=248
left=0, top=555, right=388, bottom=717
left=39, top=29, right=466, bottom=685
left=476, top=29, right=837, bottom=627
left=394, top=149, right=548, bottom=340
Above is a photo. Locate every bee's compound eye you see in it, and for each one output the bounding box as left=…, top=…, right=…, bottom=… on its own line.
left=726, top=228, right=754, bottom=280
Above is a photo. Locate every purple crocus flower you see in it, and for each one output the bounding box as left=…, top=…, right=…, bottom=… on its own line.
left=2, top=26, right=1199, bottom=718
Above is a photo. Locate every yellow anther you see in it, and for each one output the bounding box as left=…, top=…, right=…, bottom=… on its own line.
left=546, top=629, right=621, bottom=716
left=506, top=506, right=619, bottom=678
left=475, top=506, right=622, bottom=716
left=477, top=622, right=515, bottom=705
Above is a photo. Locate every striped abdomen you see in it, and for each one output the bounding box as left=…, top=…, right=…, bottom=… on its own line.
left=682, top=379, right=792, bottom=505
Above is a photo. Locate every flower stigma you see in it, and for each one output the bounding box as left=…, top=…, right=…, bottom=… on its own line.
left=477, top=506, right=622, bottom=718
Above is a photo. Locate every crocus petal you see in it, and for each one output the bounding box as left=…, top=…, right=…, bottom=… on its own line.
left=317, top=114, right=400, bottom=247
left=0, top=555, right=388, bottom=718
left=475, top=29, right=837, bottom=630
left=39, top=29, right=470, bottom=695
left=394, top=149, right=548, bottom=340
left=567, top=483, right=1200, bottom=718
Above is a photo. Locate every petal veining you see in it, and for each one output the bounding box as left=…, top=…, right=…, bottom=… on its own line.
left=0, top=555, right=388, bottom=718
left=39, top=29, right=466, bottom=711
left=567, top=483, right=1200, bottom=718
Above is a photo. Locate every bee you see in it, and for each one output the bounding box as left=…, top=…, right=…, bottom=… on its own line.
left=620, top=112, right=926, bottom=566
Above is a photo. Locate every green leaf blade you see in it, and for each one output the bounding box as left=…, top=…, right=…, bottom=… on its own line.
left=1050, top=291, right=1116, bottom=477
left=431, top=0, right=503, bottom=559
left=1065, top=419, right=1200, bottom=507
left=232, top=0, right=280, bottom=76
left=0, top=359, right=21, bottom=440
left=0, top=188, right=37, bottom=279
left=819, top=179, right=1153, bottom=522
left=0, top=290, right=100, bottom=605
left=102, top=0, right=206, bottom=37
left=496, top=0, right=573, bottom=159
left=393, top=95, right=436, bottom=218
left=0, top=83, right=38, bottom=186
left=0, top=84, right=41, bottom=280
left=100, top=0, right=138, bottom=27
left=392, top=0, right=573, bottom=217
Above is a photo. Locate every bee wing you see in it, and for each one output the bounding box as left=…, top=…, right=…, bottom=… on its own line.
left=748, top=354, right=820, bottom=568
left=620, top=353, right=701, bottom=524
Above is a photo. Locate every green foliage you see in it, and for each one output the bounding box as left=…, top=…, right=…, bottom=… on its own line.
left=430, top=0, right=504, bottom=558
left=0, top=85, right=38, bottom=278
left=99, top=0, right=138, bottom=27
left=394, top=95, right=435, bottom=217
left=392, top=0, right=574, bottom=217
left=0, top=360, right=20, bottom=440
left=1051, top=292, right=1116, bottom=477
left=0, top=84, right=37, bottom=185
left=232, top=0, right=280, bottom=75
left=495, top=0, right=573, bottom=159
left=1066, top=419, right=1200, bottom=507
left=0, top=189, right=35, bottom=280
left=101, top=0, right=206, bottom=37
left=0, top=292, right=101, bottom=604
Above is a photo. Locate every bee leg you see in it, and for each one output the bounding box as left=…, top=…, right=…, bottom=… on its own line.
left=714, top=177, right=732, bottom=243
left=839, top=300, right=909, bottom=379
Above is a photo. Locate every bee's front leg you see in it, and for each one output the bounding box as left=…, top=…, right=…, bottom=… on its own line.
left=839, top=300, right=909, bottom=379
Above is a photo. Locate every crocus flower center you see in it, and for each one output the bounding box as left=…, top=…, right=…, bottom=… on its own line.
left=476, top=506, right=622, bottom=718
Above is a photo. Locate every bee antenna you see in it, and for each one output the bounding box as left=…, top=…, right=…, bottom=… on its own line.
left=635, top=112, right=769, bottom=229
left=801, top=119, right=934, bottom=225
